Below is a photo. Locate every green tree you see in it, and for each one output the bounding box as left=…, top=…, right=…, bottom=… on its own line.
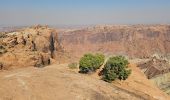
left=101, top=56, right=131, bottom=82
left=95, top=53, right=105, bottom=69
left=79, top=53, right=105, bottom=73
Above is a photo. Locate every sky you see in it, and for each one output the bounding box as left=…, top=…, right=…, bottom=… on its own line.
left=0, top=0, right=170, bottom=26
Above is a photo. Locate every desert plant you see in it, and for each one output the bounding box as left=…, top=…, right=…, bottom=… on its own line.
left=79, top=53, right=105, bottom=73
left=101, top=56, right=131, bottom=82
left=68, top=62, right=78, bottom=69
left=95, top=53, right=105, bottom=69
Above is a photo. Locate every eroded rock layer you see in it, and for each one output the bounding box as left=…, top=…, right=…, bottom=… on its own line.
left=60, top=25, right=170, bottom=58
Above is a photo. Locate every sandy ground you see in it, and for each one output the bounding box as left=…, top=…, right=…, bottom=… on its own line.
left=0, top=63, right=169, bottom=100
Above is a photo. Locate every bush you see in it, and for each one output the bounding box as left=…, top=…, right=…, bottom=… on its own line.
left=68, top=62, right=78, bottom=69
left=95, top=53, right=105, bottom=69
left=101, top=56, right=131, bottom=82
left=79, top=53, right=105, bottom=73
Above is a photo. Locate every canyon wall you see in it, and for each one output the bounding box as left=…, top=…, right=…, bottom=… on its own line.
left=60, top=25, right=170, bottom=59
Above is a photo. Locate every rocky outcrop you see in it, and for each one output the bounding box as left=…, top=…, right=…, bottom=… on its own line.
left=0, top=25, right=63, bottom=70
left=137, top=57, right=170, bottom=79
left=137, top=56, right=170, bottom=95
left=34, top=53, right=51, bottom=67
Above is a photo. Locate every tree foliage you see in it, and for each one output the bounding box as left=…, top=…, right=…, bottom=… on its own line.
left=101, top=56, right=131, bottom=82
left=79, top=53, right=105, bottom=73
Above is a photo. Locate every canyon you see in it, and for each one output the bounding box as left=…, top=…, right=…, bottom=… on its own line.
left=1, top=25, right=170, bottom=100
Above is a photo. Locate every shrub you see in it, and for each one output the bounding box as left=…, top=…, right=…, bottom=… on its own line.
left=68, top=62, right=78, bottom=69
left=101, top=56, right=131, bottom=82
left=79, top=53, right=105, bottom=73
left=95, top=53, right=105, bottom=69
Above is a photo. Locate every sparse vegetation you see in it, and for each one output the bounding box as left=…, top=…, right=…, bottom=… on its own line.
left=101, top=56, right=131, bottom=82
left=79, top=53, right=105, bottom=73
left=68, top=62, right=78, bottom=69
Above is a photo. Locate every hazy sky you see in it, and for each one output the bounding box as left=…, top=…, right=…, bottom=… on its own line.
left=0, top=0, right=170, bottom=26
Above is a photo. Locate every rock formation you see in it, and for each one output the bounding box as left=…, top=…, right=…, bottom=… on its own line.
left=0, top=25, right=63, bottom=70
left=138, top=57, right=170, bottom=79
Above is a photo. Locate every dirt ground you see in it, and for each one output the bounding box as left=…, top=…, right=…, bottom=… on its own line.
left=0, top=63, right=169, bottom=100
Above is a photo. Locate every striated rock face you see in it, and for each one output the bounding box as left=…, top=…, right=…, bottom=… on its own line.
left=137, top=56, right=170, bottom=95
left=0, top=25, right=63, bottom=70
left=137, top=57, right=170, bottom=79
left=60, top=25, right=170, bottom=58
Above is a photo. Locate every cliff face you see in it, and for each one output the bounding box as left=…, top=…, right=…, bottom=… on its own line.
left=60, top=25, right=170, bottom=58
